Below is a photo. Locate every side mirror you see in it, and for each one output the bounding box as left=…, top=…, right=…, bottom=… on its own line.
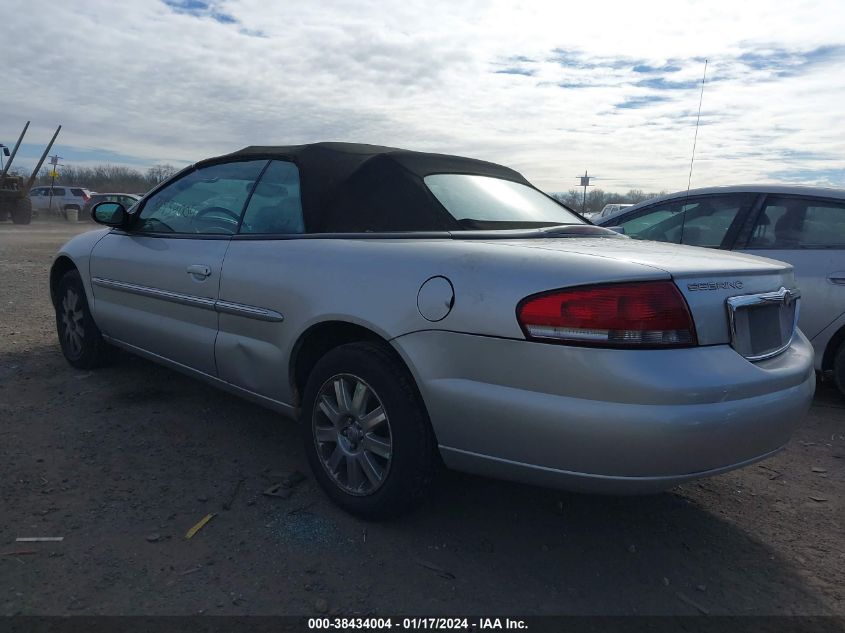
left=607, top=226, right=626, bottom=235
left=92, top=201, right=128, bottom=227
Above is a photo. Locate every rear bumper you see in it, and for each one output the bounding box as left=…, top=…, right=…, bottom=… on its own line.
left=440, top=445, right=787, bottom=494
left=391, top=330, right=815, bottom=493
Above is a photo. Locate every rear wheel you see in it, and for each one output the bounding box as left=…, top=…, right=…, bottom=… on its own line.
left=55, top=270, right=113, bottom=369
left=301, top=342, right=437, bottom=519
left=11, top=197, right=32, bottom=224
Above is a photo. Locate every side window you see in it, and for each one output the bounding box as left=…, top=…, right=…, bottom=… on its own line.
left=52, top=188, right=66, bottom=196
left=135, top=160, right=267, bottom=235
left=748, top=197, right=845, bottom=249
left=679, top=195, right=752, bottom=247
left=70, top=188, right=85, bottom=197
left=30, top=188, right=42, bottom=196
left=239, top=160, right=304, bottom=234
left=616, top=201, right=684, bottom=243
left=618, top=194, right=752, bottom=248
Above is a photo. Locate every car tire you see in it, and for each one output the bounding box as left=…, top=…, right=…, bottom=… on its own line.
left=55, top=270, right=113, bottom=369
left=301, top=341, right=437, bottom=519
left=11, top=197, right=32, bottom=225
left=833, top=341, right=845, bottom=398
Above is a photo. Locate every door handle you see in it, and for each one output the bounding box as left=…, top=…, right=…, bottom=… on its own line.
left=186, top=264, right=212, bottom=278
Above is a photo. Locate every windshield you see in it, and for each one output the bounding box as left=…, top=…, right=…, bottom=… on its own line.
left=424, top=174, right=583, bottom=229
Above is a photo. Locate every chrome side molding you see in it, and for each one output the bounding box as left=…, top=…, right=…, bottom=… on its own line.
left=215, top=300, right=285, bottom=322
left=92, top=277, right=216, bottom=309
left=92, top=277, right=284, bottom=323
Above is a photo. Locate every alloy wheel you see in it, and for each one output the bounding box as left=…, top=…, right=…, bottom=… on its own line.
left=312, top=373, right=393, bottom=496
left=60, top=288, right=85, bottom=357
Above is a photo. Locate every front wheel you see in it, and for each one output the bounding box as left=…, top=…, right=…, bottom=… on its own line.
left=301, top=342, right=437, bottom=519
left=55, top=270, right=113, bottom=369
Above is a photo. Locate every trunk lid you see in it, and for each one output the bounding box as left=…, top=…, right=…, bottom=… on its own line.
left=479, top=237, right=797, bottom=349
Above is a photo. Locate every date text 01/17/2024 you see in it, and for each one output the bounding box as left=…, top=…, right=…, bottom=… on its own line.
left=307, top=617, right=528, bottom=630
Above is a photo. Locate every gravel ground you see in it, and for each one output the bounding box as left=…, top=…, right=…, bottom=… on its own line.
left=0, top=220, right=842, bottom=616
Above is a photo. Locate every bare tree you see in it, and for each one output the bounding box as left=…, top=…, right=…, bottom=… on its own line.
left=35, top=163, right=187, bottom=194
left=146, top=164, right=178, bottom=185
left=551, top=189, right=583, bottom=210
left=32, top=160, right=669, bottom=212
left=551, top=188, right=667, bottom=215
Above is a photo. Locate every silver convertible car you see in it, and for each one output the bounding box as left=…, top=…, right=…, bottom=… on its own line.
left=51, top=143, right=815, bottom=518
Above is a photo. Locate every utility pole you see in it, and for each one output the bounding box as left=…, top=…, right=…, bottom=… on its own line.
left=47, top=154, right=63, bottom=216
left=578, top=170, right=593, bottom=215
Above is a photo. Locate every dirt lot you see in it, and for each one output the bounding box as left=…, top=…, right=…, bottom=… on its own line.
left=0, top=220, right=842, bottom=616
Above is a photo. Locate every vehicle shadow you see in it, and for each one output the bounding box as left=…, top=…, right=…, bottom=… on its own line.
left=399, top=471, right=826, bottom=615
left=0, top=345, right=834, bottom=616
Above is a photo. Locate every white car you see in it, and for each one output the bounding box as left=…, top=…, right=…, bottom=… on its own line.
left=29, top=186, right=92, bottom=217
left=595, top=203, right=633, bottom=220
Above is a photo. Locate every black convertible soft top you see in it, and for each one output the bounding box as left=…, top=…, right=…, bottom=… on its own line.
left=198, top=142, right=534, bottom=233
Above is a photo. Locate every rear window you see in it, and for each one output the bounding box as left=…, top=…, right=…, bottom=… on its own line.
left=424, top=174, right=583, bottom=229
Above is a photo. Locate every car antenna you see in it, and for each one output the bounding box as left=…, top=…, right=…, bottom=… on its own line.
left=681, top=59, right=708, bottom=242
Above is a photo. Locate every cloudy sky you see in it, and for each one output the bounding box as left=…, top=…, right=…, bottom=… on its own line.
left=2, top=0, right=844, bottom=192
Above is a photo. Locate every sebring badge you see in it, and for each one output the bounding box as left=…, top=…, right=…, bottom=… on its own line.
left=687, top=281, right=744, bottom=291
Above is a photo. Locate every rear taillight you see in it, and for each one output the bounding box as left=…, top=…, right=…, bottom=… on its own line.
left=517, top=281, right=697, bottom=348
